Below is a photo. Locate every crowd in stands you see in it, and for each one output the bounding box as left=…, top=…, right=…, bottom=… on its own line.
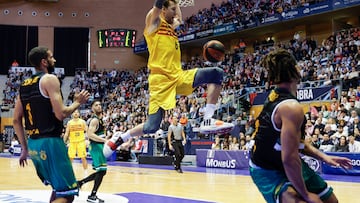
left=178, top=0, right=326, bottom=35
left=2, top=0, right=360, bottom=156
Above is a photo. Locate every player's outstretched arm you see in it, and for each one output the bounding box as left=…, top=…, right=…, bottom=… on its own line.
left=41, top=74, right=89, bottom=120
left=87, top=118, right=106, bottom=143
left=280, top=101, right=319, bottom=202
left=13, top=96, right=28, bottom=167
left=303, top=142, right=352, bottom=169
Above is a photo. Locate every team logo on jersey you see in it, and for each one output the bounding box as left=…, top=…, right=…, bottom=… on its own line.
left=302, top=155, right=321, bottom=172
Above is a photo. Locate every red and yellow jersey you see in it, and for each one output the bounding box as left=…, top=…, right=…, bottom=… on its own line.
left=144, top=17, right=197, bottom=114
left=144, top=17, right=182, bottom=77
left=67, top=119, right=86, bottom=142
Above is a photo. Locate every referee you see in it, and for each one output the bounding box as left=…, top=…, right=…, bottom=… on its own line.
left=168, top=115, right=186, bottom=173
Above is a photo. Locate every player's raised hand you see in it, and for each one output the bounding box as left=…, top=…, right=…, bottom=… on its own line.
left=74, top=90, right=90, bottom=104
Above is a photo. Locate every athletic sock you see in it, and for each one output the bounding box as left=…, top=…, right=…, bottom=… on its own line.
left=120, top=130, right=131, bottom=142
left=91, top=191, right=97, bottom=197
left=204, top=104, right=216, bottom=120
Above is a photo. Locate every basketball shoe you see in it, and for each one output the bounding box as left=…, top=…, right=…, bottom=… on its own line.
left=87, top=195, right=104, bottom=203
left=103, top=131, right=124, bottom=158
left=199, top=118, right=234, bottom=134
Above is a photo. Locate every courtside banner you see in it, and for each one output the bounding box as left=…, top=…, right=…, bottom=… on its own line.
left=252, top=86, right=334, bottom=105
left=195, top=29, right=214, bottom=39
left=134, top=40, right=147, bottom=53
left=322, top=152, right=360, bottom=175
left=260, top=13, right=282, bottom=25
left=196, top=149, right=249, bottom=169
left=302, top=0, right=332, bottom=15
left=213, top=23, right=236, bottom=36
left=333, top=0, right=360, bottom=9
left=178, top=33, right=195, bottom=42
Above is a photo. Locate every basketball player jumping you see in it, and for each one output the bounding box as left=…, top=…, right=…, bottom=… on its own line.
left=104, top=0, right=234, bottom=156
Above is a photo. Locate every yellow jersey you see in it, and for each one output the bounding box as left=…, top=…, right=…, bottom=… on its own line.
left=144, top=17, right=196, bottom=114
left=67, top=118, right=86, bottom=143
left=144, top=17, right=182, bottom=76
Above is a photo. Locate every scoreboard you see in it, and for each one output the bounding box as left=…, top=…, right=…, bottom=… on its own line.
left=97, top=29, right=136, bottom=48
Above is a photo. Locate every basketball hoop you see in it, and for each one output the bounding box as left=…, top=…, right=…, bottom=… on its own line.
left=179, top=0, right=194, bottom=7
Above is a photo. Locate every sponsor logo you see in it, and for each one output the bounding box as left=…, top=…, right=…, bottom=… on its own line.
left=261, top=16, right=280, bottom=24
left=205, top=150, right=236, bottom=169
left=281, top=10, right=299, bottom=19
left=206, top=159, right=236, bottom=169
left=297, top=89, right=314, bottom=100
left=351, top=159, right=360, bottom=166
left=302, top=155, right=320, bottom=172
left=196, top=29, right=213, bottom=38
left=178, top=34, right=195, bottom=42
left=206, top=150, right=215, bottom=159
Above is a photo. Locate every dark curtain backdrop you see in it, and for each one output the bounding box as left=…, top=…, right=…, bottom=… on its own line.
left=54, top=27, right=89, bottom=76
left=0, top=25, right=38, bottom=74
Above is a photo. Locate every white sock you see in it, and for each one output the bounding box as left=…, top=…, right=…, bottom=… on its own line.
left=204, top=104, right=216, bottom=120
left=120, top=130, right=131, bottom=142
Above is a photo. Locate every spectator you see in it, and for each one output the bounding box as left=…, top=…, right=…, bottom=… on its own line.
left=229, top=136, right=240, bottom=150
left=222, top=136, right=230, bottom=150
left=11, top=60, right=19, bottom=67
left=8, top=136, right=19, bottom=154
left=244, top=122, right=254, bottom=136
left=179, top=113, right=188, bottom=126
left=311, top=134, right=321, bottom=149
left=334, top=136, right=349, bottom=152
left=319, top=133, right=334, bottom=152
left=348, top=110, right=359, bottom=125
left=239, top=138, right=247, bottom=150
left=348, top=134, right=360, bottom=153
left=211, top=136, right=221, bottom=150
left=244, top=134, right=254, bottom=150
left=332, top=125, right=348, bottom=141
left=305, top=119, right=315, bottom=136
left=313, top=117, right=325, bottom=134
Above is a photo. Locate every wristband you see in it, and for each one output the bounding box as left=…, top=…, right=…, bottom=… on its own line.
left=155, top=0, right=165, bottom=9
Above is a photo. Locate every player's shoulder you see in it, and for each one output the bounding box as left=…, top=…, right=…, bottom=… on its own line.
left=88, top=117, right=99, bottom=124
left=42, top=73, right=58, bottom=80
left=40, top=73, right=60, bottom=85
left=278, top=99, right=303, bottom=116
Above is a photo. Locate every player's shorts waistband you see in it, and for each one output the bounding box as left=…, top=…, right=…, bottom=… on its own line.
left=29, top=134, right=60, bottom=139
left=249, top=159, right=263, bottom=169
left=149, top=69, right=165, bottom=75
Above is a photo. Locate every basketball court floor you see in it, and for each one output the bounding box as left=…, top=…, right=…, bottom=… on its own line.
left=0, top=154, right=359, bottom=203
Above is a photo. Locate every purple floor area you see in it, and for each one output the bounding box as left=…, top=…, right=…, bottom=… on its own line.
left=118, top=192, right=215, bottom=203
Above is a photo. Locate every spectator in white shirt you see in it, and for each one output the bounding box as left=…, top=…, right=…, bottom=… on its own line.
left=348, top=134, right=360, bottom=153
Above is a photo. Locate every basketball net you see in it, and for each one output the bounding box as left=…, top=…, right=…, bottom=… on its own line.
left=179, top=0, right=194, bottom=7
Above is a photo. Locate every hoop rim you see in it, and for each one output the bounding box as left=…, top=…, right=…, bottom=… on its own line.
left=178, top=0, right=194, bottom=7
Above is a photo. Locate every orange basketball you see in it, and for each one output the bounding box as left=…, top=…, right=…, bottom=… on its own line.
left=203, top=40, right=225, bottom=63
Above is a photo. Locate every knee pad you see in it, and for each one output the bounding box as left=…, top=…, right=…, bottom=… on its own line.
left=143, top=120, right=161, bottom=134
left=211, top=67, right=224, bottom=85
left=193, top=67, right=224, bottom=87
